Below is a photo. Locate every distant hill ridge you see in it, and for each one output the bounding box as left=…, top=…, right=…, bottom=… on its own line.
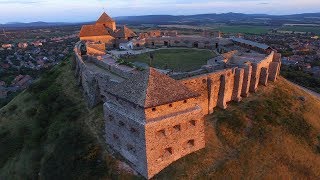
left=2, top=12, right=320, bottom=28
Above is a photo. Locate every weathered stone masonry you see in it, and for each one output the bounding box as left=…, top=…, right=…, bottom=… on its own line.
left=73, top=41, right=281, bottom=179
left=179, top=51, right=281, bottom=113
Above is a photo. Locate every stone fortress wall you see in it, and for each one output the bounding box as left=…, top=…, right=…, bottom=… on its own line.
left=73, top=43, right=102, bottom=108
left=73, top=40, right=281, bottom=179
left=73, top=42, right=206, bottom=178
left=179, top=51, right=281, bottom=114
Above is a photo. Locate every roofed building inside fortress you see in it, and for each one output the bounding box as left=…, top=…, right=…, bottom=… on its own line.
left=79, top=12, right=137, bottom=49
left=75, top=12, right=281, bottom=179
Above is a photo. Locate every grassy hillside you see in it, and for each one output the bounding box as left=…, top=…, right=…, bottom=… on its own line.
left=156, top=76, right=320, bottom=179
left=0, top=58, right=136, bottom=180
left=1, top=57, right=320, bottom=179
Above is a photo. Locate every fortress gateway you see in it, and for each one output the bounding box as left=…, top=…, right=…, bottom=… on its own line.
left=74, top=13, right=281, bottom=179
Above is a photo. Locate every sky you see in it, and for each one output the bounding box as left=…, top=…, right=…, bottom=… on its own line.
left=0, top=0, right=319, bottom=23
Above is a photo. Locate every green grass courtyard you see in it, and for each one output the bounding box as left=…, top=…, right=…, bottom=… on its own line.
left=123, top=48, right=216, bottom=72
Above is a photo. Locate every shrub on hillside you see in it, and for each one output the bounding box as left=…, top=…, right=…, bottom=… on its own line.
left=244, top=87, right=312, bottom=141
left=29, top=69, right=61, bottom=94
left=40, top=126, right=110, bottom=180
left=216, top=110, right=246, bottom=133
left=25, top=107, right=37, bottom=117
left=0, top=127, right=24, bottom=167
left=8, top=104, right=17, bottom=112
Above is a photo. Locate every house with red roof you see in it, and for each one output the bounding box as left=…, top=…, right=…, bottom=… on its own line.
left=79, top=12, right=137, bottom=49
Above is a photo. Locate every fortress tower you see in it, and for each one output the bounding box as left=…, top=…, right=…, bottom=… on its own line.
left=79, top=12, right=137, bottom=49
left=103, top=68, right=206, bottom=178
left=96, top=12, right=116, bottom=31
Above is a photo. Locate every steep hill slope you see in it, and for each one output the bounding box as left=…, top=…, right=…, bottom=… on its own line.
left=156, top=77, right=320, bottom=179
left=1, top=57, right=320, bottom=179
left=0, top=58, right=135, bottom=179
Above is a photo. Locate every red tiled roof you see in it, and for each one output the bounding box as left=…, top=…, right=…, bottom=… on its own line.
left=114, top=26, right=137, bottom=38
left=107, top=68, right=200, bottom=108
left=79, top=24, right=110, bottom=37
left=96, top=12, right=115, bottom=24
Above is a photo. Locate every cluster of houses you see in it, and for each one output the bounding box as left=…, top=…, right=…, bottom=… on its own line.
left=1, top=41, right=44, bottom=51
left=243, top=33, right=320, bottom=78
left=0, top=30, right=79, bottom=100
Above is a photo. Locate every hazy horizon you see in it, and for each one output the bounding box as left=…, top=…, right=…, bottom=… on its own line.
left=0, top=0, right=320, bottom=23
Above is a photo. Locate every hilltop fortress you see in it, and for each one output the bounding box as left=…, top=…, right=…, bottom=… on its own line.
left=74, top=12, right=281, bottom=179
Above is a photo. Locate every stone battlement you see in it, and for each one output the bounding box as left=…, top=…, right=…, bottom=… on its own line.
left=73, top=40, right=281, bottom=179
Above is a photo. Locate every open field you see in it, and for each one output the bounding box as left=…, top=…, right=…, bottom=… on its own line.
left=216, top=25, right=270, bottom=34
left=279, top=25, right=320, bottom=34
left=158, top=25, right=213, bottom=30
left=123, top=48, right=216, bottom=72
left=156, top=24, right=271, bottom=34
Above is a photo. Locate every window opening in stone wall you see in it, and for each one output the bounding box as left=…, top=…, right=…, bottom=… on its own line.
left=173, top=124, right=181, bottom=132
left=187, top=139, right=195, bottom=147
left=164, top=147, right=173, bottom=157
left=183, top=100, right=188, bottom=103
left=119, top=121, right=125, bottom=127
left=189, top=120, right=196, bottom=126
left=113, top=134, right=119, bottom=140
left=127, top=144, right=136, bottom=154
left=130, top=127, right=139, bottom=136
left=157, top=129, right=166, bottom=137
left=109, top=115, right=114, bottom=121
left=169, top=104, right=173, bottom=107
left=152, top=108, right=156, bottom=111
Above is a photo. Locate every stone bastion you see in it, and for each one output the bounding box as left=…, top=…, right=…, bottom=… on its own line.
left=72, top=41, right=281, bottom=179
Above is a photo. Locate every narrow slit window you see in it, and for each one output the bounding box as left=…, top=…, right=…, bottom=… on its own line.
left=187, top=139, right=195, bottom=147
left=189, top=120, right=196, bottom=126
left=109, top=115, right=114, bottom=121
left=173, top=124, right=181, bottom=132
left=164, top=147, right=173, bottom=157
left=119, top=121, right=125, bottom=127
left=157, top=129, right=166, bottom=137
left=113, top=134, right=119, bottom=140
left=127, top=144, right=136, bottom=154
left=130, top=127, right=139, bottom=136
